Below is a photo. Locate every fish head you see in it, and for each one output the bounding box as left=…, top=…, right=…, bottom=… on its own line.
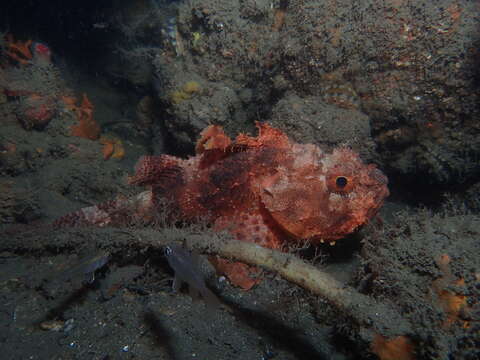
left=259, top=145, right=389, bottom=243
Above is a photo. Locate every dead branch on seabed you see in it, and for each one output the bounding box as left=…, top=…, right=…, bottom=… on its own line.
left=180, top=232, right=413, bottom=340
left=2, top=226, right=412, bottom=343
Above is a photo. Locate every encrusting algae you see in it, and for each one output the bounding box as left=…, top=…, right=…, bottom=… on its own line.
left=63, top=93, right=101, bottom=141
left=433, top=254, right=470, bottom=329
left=371, top=335, right=415, bottom=360
left=169, top=81, right=201, bottom=105
left=63, top=94, right=126, bottom=160
left=100, top=135, right=125, bottom=160
left=4, top=34, right=33, bottom=65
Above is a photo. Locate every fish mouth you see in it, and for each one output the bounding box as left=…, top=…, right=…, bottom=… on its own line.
left=330, top=191, right=355, bottom=199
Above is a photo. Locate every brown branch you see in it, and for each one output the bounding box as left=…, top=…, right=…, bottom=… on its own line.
left=181, top=232, right=412, bottom=340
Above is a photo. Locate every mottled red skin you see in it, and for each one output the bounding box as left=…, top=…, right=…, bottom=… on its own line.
left=129, top=122, right=389, bottom=247
left=54, top=123, right=389, bottom=289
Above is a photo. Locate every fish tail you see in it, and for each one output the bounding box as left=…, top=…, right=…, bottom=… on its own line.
left=52, top=190, right=154, bottom=228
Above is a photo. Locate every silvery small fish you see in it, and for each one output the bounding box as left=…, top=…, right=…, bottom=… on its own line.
left=164, top=243, right=220, bottom=308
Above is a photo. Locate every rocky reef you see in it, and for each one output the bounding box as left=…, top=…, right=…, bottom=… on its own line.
left=100, top=0, right=480, bottom=186
left=0, top=1, right=479, bottom=359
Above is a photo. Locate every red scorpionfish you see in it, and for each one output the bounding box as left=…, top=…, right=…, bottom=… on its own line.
left=55, top=122, right=389, bottom=289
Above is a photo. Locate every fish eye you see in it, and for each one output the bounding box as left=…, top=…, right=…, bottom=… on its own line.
left=164, top=246, right=172, bottom=256
left=335, top=176, right=348, bottom=188
left=326, top=173, right=355, bottom=194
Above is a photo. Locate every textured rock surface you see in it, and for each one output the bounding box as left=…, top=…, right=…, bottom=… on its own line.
left=146, top=0, right=480, bottom=184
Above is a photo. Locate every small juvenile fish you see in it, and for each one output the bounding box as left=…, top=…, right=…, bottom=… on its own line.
left=164, top=243, right=220, bottom=308
left=58, top=251, right=110, bottom=284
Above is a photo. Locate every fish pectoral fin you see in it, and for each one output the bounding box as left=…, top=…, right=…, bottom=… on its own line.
left=172, top=276, right=182, bottom=292
left=201, top=287, right=221, bottom=309
left=128, top=155, right=184, bottom=190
